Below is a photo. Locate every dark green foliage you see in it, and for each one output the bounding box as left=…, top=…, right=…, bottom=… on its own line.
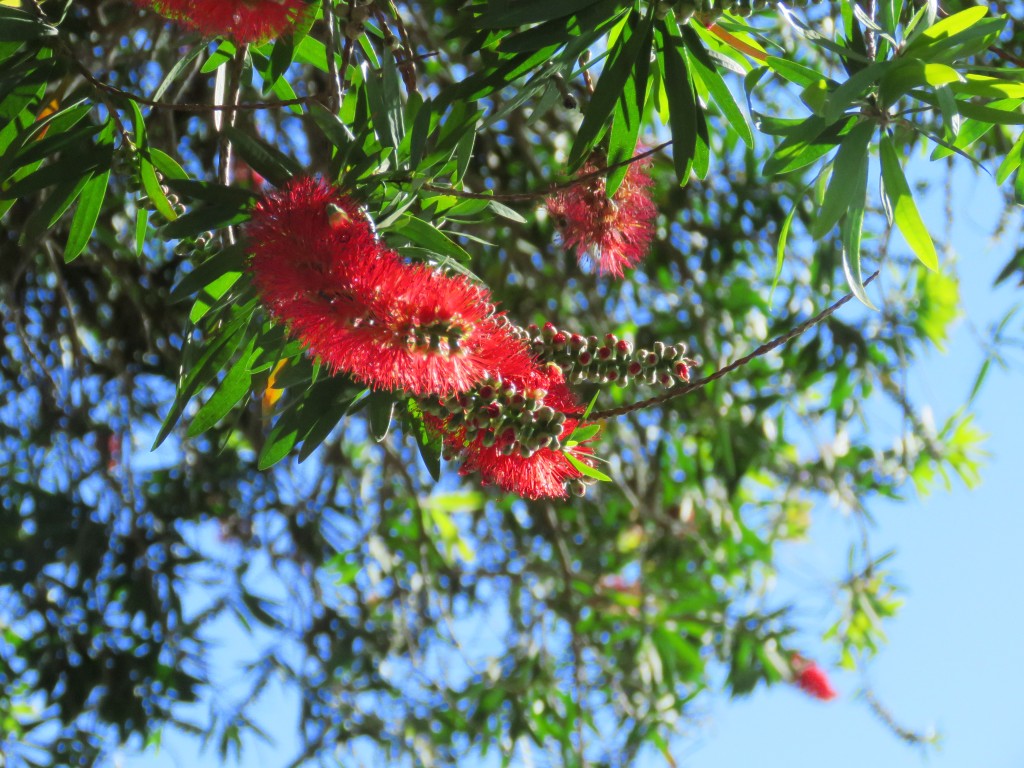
left=0, top=0, right=1016, bottom=765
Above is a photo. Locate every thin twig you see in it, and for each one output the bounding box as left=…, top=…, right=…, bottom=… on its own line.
left=71, top=53, right=318, bottom=111
left=324, top=0, right=343, bottom=112
left=387, top=3, right=420, bottom=94
left=589, top=271, right=880, bottom=421
left=866, top=0, right=878, bottom=60
left=218, top=46, right=246, bottom=245
left=863, top=687, right=938, bottom=746
left=416, top=141, right=673, bottom=203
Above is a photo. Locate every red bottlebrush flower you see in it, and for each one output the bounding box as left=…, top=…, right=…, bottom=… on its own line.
left=455, top=365, right=600, bottom=499
left=247, top=178, right=527, bottom=396
left=547, top=152, right=656, bottom=278
left=315, top=259, right=534, bottom=395
left=134, top=0, right=308, bottom=44
left=791, top=655, right=838, bottom=701
left=247, top=177, right=382, bottom=333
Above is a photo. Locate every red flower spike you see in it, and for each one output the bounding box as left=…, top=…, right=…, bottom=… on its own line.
left=319, top=261, right=535, bottom=395
left=134, top=0, right=308, bottom=44
left=547, top=151, right=656, bottom=278
left=247, top=177, right=378, bottom=281
left=247, top=178, right=532, bottom=396
left=247, top=177, right=382, bottom=329
left=791, top=655, right=838, bottom=701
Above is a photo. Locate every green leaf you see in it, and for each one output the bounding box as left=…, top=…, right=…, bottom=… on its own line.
left=810, top=120, right=874, bottom=239
left=201, top=40, right=237, bottom=73
left=170, top=244, right=248, bottom=303
left=0, top=9, right=57, bottom=42
left=366, top=391, right=395, bottom=442
left=140, top=156, right=178, bottom=221
left=164, top=178, right=256, bottom=207
left=1, top=144, right=111, bottom=200
left=453, top=126, right=476, bottom=184
left=475, top=0, right=599, bottom=29
left=681, top=27, right=754, bottom=148
left=149, top=148, right=189, bottom=180
left=879, top=135, right=938, bottom=271
left=392, top=214, right=472, bottom=262
left=187, top=339, right=257, bottom=437
left=498, top=0, right=624, bottom=53
left=566, top=452, right=612, bottom=482
left=659, top=23, right=696, bottom=184
left=840, top=151, right=876, bottom=310
left=19, top=173, right=90, bottom=245
left=135, top=208, right=149, bottom=257
left=765, top=56, right=830, bottom=87
left=762, top=116, right=852, bottom=177
left=294, top=376, right=360, bottom=462
left=953, top=75, right=1024, bottom=100
left=153, top=309, right=253, bottom=448
left=770, top=202, right=798, bottom=307
left=929, top=117, right=992, bottom=161
left=151, top=44, right=206, bottom=102
left=822, top=60, right=894, bottom=124
left=569, top=9, right=652, bottom=170
left=606, top=21, right=651, bottom=196
left=406, top=399, right=442, bottom=482
left=265, top=33, right=297, bottom=94
left=365, top=46, right=405, bottom=151
left=222, top=126, right=301, bottom=187
left=309, top=100, right=356, bottom=152
left=64, top=169, right=108, bottom=263
left=488, top=199, right=527, bottom=223
left=903, top=5, right=990, bottom=55
left=189, top=270, right=243, bottom=323
left=567, top=423, right=602, bottom=443
left=162, top=203, right=250, bottom=240
left=1002, top=132, right=1024, bottom=188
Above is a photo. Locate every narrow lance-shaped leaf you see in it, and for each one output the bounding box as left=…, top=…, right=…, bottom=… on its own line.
left=681, top=26, right=754, bottom=148
left=810, top=120, right=874, bottom=239
left=841, top=151, right=877, bottom=310
left=770, top=201, right=798, bottom=307
left=569, top=9, right=652, bottom=170
left=879, top=134, right=938, bottom=271
left=65, top=169, right=109, bottom=263
left=187, top=339, right=258, bottom=438
left=658, top=22, right=697, bottom=185
left=606, top=20, right=652, bottom=196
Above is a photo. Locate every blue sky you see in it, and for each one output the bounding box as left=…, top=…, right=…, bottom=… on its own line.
left=685, top=163, right=1024, bottom=767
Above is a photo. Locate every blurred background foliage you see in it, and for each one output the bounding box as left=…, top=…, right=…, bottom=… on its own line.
left=0, top=0, right=1020, bottom=765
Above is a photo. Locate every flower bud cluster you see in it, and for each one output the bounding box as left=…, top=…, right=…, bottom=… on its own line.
left=419, top=370, right=570, bottom=460
left=666, top=0, right=809, bottom=22
left=520, top=322, right=695, bottom=387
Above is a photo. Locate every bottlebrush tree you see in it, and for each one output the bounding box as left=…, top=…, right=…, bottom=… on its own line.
left=0, top=0, right=1018, bottom=765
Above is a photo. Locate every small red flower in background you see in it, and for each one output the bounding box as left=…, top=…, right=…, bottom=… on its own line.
left=791, top=654, right=838, bottom=701
left=546, top=152, right=656, bottom=278
left=134, top=0, right=308, bottom=44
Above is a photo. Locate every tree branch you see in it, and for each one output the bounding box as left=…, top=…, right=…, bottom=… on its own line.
left=324, top=0, right=343, bottom=112
left=414, top=141, right=672, bottom=203
left=589, top=272, right=880, bottom=420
